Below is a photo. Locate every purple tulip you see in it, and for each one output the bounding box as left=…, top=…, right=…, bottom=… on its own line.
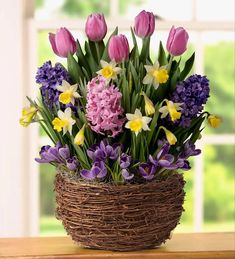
left=66, top=157, right=79, bottom=171
left=139, top=163, right=157, bottom=180
left=108, top=34, right=129, bottom=62
left=122, top=169, right=134, bottom=180
left=49, top=27, right=76, bottom=58
left=80, top=161, right=107, bottom=180
left=85, top=13, right=107, bottom=41
left=134, top=10, right=155, bottom=38
left=166, top=26, right=189, bottom=56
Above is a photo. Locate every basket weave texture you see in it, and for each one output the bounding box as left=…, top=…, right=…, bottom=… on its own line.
left=55, top=172, right=185, bottom=251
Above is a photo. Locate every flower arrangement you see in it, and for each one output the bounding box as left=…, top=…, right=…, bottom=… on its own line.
left=20, top=10, right=221, bottom=184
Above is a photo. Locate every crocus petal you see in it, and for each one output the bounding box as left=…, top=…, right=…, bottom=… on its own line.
left=80, top=169, right=96, bottom=180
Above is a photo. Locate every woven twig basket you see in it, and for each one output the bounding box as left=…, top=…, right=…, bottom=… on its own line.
left=55, top=172, right=185, bottom=251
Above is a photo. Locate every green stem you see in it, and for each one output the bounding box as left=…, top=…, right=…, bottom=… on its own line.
left=167, top=55, right=174, bottom=72
left=95, top=42, right=101, bottom=63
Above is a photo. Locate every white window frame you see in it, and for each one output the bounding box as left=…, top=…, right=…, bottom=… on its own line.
left=1, top=0, right=233, bottom=237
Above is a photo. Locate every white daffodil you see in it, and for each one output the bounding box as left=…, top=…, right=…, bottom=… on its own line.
left=52, top=107, right=76, bottom=135
left=125, top=108, right=152, bottom=136
left=57, top=80, right=80, bottom=105
left=97, top=60, right=122, bottom=84
left=143, top=61, right=169, bottom=89
left=159, top=99, right=183, bottom=122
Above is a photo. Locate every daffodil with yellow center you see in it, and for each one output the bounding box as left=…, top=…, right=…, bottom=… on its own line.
left=160, top=126, right=177, bottom=145
left=19, top=106, right=38, bottom=127
left=74, top=124, right=86, bottom=146
left=52, top=107, right=75, bottom=135
left=159, top=99, right=183, bottom=122
left=141, top=92, right=155, bottom=116
left=57, top=80, right=80, bottom=105
left=143, top=61, right=169, bottom=89
left=97, top=60, right=122, bottom=84
left=125, top=108, right=152, bottom=136
left=208, top=115, right=222, bottom=128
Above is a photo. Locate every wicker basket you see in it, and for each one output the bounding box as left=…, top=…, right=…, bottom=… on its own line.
left=55, top=172, right=185, bottom=251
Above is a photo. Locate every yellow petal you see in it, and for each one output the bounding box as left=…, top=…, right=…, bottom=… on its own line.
left=160, top=126, right=177, bottom=145
left=208, top=115, right=222, bottom=128
left=19, top=106, right=37, bottom=127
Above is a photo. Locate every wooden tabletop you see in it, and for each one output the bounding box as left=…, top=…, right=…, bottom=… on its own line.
left=0, top=232, right=234, bottom=259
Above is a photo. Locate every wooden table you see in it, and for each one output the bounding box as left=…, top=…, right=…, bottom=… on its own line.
left=0, top=233, right=234, bottom=259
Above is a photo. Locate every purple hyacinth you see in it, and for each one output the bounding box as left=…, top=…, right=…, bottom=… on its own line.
left=36, top=61, right=70, bottom=110
left=171, top=74, right=210, bottom=127
left=139, top=163, right=157, bottom=180
left=80, top=161, right=107, bottom=180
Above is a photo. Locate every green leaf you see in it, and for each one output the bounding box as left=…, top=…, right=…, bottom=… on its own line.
left=85, top=41, right=98, bottom=75
left=67, top=53, right=83, bottom=83
left=180, top=52, right=195, bottom=81
left=140, top=36, right=150, bottom=62
left=76, top=40, right=92, bottom=78
left=101, top=27, right=118, bottom=61
left=170, top=67, right=180, bottom=92
left=158, top=41, right=168, bottom=65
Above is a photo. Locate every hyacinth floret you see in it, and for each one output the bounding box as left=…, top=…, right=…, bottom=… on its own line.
left=171, top=74, right=210, bottom=127
left=86, top=76, right=125, bottom=137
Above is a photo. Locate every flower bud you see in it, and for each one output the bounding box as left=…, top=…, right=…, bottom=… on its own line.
left=134, top=10, right=155, bottom=38
left=166, top=26, right=189, bottom=56
left=85, top=13, right=107, bottom=42
left=19, top=106, right=37, bottom=127
left=108, top=34, right=129, bottom=63
left=49, top=27, right=76, bottom=58
left=74, top=124, right=86, bottom=146
left=208, top=115, right=222, bottom=128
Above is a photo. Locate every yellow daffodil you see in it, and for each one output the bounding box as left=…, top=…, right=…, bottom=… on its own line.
left=208, top=115, right=222, bottom=128
left=141, top=92, right=155, bottom=116
left=97, top=60, right=122, bottom=84
left=52, top=107, right=75, bottom=135
left=160, top=126, right=177, bottom=145
left=19, top=106, right=37, bottom=127
left=74, top=124, right=86, bottom=146
left=125, top=108, right=152, bottom=136
left=159, top=99, right=183, bottom=122
left=57, top=80, right=80, bottom=105
left=143, top=61, right=169, bottom=89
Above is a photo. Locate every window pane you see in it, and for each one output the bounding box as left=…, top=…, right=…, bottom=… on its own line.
left=203, top=32, right=235, bottom=134
left=203, top=145, right=235, bottom=231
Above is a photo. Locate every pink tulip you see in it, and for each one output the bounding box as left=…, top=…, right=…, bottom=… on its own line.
left=166, top=26, right=189, bottom=56
left=85, top=13, right=107, bottom=42
left=108, top=35, right=129, bottom=63
left=49, top=27, right=77, bottom=58
left=134, top=10, right=155, bottom=38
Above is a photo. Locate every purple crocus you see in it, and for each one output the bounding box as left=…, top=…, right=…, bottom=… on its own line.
left=80, top=161, right=107, bottom=180
left=66, top=156, right=79, bottom=171
left=179, top=140, right=201, bottom=159
left=139, top=163, right=157, bottom=180
left=35, top=143, right=65, bottom=163
left=119, top=153, right=131, bottom=169
left=122, top=169, right=134, bottom=180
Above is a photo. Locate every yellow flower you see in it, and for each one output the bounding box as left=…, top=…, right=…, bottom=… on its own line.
left=52, top=107, right=75, bottom=135
left=19, top=106, right=37, bottom=127
left=125, top=108, right=152, bottom=136
left=97, top=60, right=122, bottom=84
left=159, top=99, right=183, bottom=122
left=57, top=80, right=80, bottom=105
left=143, top=61, right=169, bottom=89
left=141, top=92, right=155, bottom=116
left=160, top=126, right=177, bottom=145
left=74, top=124, right=86, bottom=146
left=208, top=115, right=222, bottom=128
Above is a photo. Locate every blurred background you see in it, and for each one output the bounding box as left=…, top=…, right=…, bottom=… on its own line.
left=0, top=0, right=234, bottom=237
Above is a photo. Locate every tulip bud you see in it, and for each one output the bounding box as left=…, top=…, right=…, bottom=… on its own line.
left=108, top=34, right=129, bottom=63
left=166, top=26, right=189, bottom=56
left=85, top=13, right=107, bottom=42
left=134, top=10, right=155, bottom=38
left=49, top=27, right=76, bottom=58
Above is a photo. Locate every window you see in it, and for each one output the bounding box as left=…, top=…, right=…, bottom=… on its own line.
left=34, top=0, right=235, bottom=235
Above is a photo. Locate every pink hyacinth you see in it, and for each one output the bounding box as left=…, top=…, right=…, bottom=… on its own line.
left=86, top=76, right=125, bottom=137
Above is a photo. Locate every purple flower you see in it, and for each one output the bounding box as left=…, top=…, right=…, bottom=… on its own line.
left=36, top=61, right=70, bottom=110
left=139, top=163, right=157, bottom=180
left=87, top=140, right=121, bottom=161
left=119, top=153, right=131, bottom=169
left=80, top=161, right=107, bottom=180
left=179, top=140, right=201, bottom=159
left=122, top=169, right=134, bottom=180
left=66, top=156, right=79, bottom=171
left=171, top=74, right=210, bottom=127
